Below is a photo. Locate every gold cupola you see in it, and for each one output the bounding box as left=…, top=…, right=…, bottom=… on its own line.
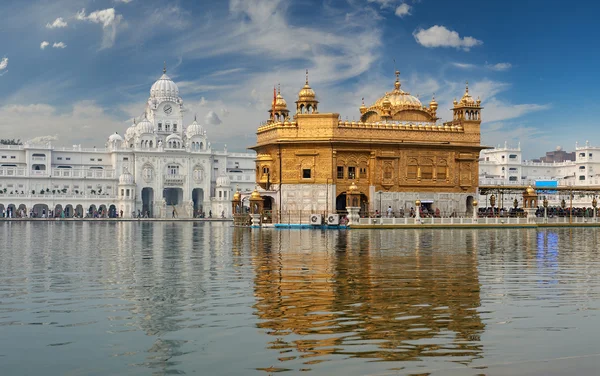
left=360, top=70, right=435, bottom=123
left=268, top=85, right=290, bottom=122
left=429, top=94, right=438, bottom=116
left=452, top=81, right=482, bottom=122
left=296, top=69, right=319, bottom=114
left=359, top=97, right=367, bottom=114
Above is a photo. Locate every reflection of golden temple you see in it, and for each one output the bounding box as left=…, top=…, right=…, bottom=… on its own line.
left=249, top=229, right=484, bottom=369
left=250, top=71, right=485, bottom=222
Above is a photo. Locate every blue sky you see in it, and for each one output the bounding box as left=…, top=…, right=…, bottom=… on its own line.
left=0, top=0, right=599, bottom=158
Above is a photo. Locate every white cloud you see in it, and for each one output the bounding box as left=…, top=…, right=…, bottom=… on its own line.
left=486, top=62, right=512, bottom=71
left=413, top=25, right=482, bottom=51
left=205, top=111, right=222, bottom=125
left=0, top=101, right=123, bottom=146
left=395, top=3, right=411, bottom=17
left=46, top=17, right=67, bottom=29
left=115, top=0, right=133, bottom=3
left=0, top=57, right=7, bottom=71
left=52, top=42, right=67, bottom=49
left=75, top=8, right=124, bottom=49
left=451, top=62, right=476, bottom=69
left=40, top=41, right=50, bottom=49
left=367, top=0, right=396, bottom=9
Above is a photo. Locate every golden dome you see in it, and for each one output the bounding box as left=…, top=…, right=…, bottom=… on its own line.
left=272, top=92, right=287, bottom=109
left=371, top=71, right=422, bottom=110
left=459, top=82, right=476, bottom=106
left=348, top=181, right=358, bottom=192
left=298, top=70, right=316, bottom=100
left=250, top=189, right=262, bottom=200
left=526, top=186, right=535, bottom=195
left=429, top=95, right=438, bottom=110
left=233, top=187, right=241, bottom=201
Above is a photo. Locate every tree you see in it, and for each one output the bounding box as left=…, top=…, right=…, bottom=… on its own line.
left=0, top=139, right=22, bottom=145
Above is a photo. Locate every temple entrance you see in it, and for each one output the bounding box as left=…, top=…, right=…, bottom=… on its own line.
left=142, top=187, right=154, bottom=217
left=54, top=204, right=63, bottom=218
left=262, top=196, right=275, bottom=223
left=17, top=204, right=27, bottom=217
left=109, top=204, right=117, bottom=218
left=33, top=203, right=49, bottom=218
left=65, top=204, right=73, bottom=218
left=75, top=205, right=84, bottom=218
left=163, top=188, right=182, bottom=205
left=192, top=188, right=204, bottom=217
left=336, top=193, right=347, bottom=212
left=89, top=204, right=97, bottom=217
left=466, top=195, right=474, bottom=214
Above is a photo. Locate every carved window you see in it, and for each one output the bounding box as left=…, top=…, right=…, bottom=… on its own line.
left=193, top=166, right=204, bottom=182
left=360, top=167, right=367, bottom=178
left=337, top=166, right=344, bottom=179
left=168, top=165, right=179, bottom=175
left=302, top=169, right=311, bottom=179
left=383, top=166, right=392, bottom=180
left=407, top=160, right=418, bottom=180
left=437, top=165, right=447, bottom=180
left=348, top=166, right=356, bottom=180
left=158, top=123, right=162, bottom=131
left=143, top=167, right=154, bottom=182
left=421, top=166, right=433, bottom=180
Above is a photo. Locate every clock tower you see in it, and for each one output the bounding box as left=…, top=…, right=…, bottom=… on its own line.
left=146, top=65, right=185, bottom=139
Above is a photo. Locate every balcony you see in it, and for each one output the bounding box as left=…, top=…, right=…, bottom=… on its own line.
left=30, top=170, right=49, bottom=176
left=31, top=156, right=46, bottom=161
left=164, top=174, right=186, bottom=185
left=0, top=168, right=26, bottom=177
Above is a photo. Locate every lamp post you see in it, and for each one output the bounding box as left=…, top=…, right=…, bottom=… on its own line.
left=490, top=194, right=496, bottom=217
left=593, top=196, right=597, bottom=223
left=543, top=196, right=548, bottom=223
left=415, top=199, right=421, bottom=223
left=472, top=199, right=478, bottom=222
left=378, top=191, right=382, bottom=217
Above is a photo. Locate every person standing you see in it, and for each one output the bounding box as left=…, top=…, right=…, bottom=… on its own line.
left=387, top=205, right=393, bottom=218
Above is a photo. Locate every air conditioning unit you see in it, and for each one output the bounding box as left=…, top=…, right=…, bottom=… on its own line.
left=327, top=213, right=340, bottom=225
left=309, top=214, right=323, bottom=225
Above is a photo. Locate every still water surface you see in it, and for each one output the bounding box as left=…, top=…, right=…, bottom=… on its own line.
left=2, top=222, right=600, bottom=375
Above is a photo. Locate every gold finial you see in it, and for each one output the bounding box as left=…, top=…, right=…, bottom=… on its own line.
left=394, top=70, right=401, bottom=90
left=194, top=113, right=197, bottom=122
left=465, top=80, right=469, bottom=93
left=163, top=61, right=166, bottom=74
left=277, top=83, right=281, bottom=95
left=305, top=69, right=309, bottom=85
left=361, top=97, right=365, bottom=105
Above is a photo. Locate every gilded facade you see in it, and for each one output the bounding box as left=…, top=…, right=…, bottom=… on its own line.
left=249, top=70, right=485, bottom=218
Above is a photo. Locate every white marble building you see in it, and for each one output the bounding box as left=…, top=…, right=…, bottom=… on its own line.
left=479, top=141, right=600, bottom=206
left=0, top=68, right=256, bottom=218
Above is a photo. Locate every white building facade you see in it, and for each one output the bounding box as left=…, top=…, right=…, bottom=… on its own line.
left=479, top=141, right=600, bottom=207
left=0, top=68, right=255, bottom=218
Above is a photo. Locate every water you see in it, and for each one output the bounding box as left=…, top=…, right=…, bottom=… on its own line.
left=1, top=222, right=600, bottom=375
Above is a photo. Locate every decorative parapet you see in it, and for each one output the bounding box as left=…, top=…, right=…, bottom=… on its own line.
left=257, top=120, right=298, bottom=133
left=337, top=120, right=464, bottom=132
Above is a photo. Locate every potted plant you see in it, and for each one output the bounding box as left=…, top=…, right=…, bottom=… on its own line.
left=75, top=189, right=79, bottom=194
left=52, top=190, right=56, bottom=194
left=31, top=190, right=35, bottom=194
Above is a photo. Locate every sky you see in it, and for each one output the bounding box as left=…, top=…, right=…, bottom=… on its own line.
left=1, top=0, right=599, bottom=158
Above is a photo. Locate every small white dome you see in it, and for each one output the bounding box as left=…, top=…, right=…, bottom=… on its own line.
left=186, top=120, right=205, bottom=138
left=108, top=132, right=123, bottom=142
left=216, top=174, right=231, bottom=187
left=125, top=124, right=136, bottom=140
left=150, top=71, right=180, bottom=100
left=119, top=171, right=134, bottom=185
left=136, top=117, right=154, bottom=135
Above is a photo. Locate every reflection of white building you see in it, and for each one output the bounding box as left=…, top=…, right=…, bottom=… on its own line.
left=0, top=67, right=255, bottom=218
left=479, top=141, right=600, bottom=206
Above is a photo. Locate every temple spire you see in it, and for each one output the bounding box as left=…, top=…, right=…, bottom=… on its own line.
left=163, top=61, right=167, bottom=74
left=305, top=69, right=309, bottom=85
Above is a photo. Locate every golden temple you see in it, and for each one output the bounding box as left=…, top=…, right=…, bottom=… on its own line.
left=249, top=70, right=485, bottom=219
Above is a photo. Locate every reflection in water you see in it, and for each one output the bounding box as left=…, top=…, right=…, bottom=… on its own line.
left=245, top=229, right=485, bottom=371
left=2, top=223, right=600, bottom=375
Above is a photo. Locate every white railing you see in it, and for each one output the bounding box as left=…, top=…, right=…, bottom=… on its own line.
left=30, top=170, right=48, bottom=176
left=0, top=193, right=117, bottom=200
left=164, top=174, right=186, bottom=184
left=31, top=156, right=46, bottom=161
left=357, top=216, right=599, bottom=225
left=0, top=168, right=26, bottom=176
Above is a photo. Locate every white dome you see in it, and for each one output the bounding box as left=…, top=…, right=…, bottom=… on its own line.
left=150, top=72, right=180, bottom=100
left=136, top=117, right=154, bottom=135
left=119, top=171, right=134, bottom=185
left=186, top=120, right=205, bottom=138
left=125, top=124, right=136, bottom=140
left=216, top=174, right=231, bottom=187
left=108, top=132, right=123, bottom=142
